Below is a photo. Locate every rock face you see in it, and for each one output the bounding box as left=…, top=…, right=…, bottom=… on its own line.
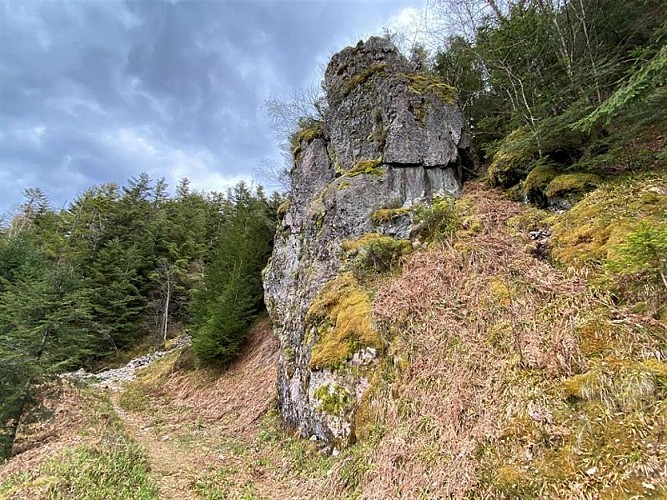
left=263, top=37, right=469, bottom=449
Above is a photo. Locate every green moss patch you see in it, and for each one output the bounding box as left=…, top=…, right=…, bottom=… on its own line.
left=307, top=274, right=383, bottom=370
left=523, top=163, right=560, bottom=193
left=401, top=73, right=457, bottom=103
left=413, top=196, right=459, bottom=241
left=345, top=158, right=384, bottom=177
left=290, top=120, right=325, bottom=157
left=549, top=172, right=667, bottom=268
left=545, top=172, right=602, bottom=199
left=276, top=199, right=291, bottom=219
left=342, top=63, right=386, bottom=98
left=342, top=233, right=411, bottom=278
left=522, top=162, right=560, bottom=205
left=314, top=384, right=354, bottom=417
left=370, top=207, right=411, bottom=224
left=487, top=128, right=540, bottom=188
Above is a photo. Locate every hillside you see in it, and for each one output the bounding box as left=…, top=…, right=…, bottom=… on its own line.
left=2, top=172, right=665, bottom=498
left=1, top=5, right=666, bottom=497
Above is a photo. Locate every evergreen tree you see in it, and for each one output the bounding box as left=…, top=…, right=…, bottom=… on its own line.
left=191, top=183, right=275, bottom=365
left=0, top=231, right=96, bottom=459
left=89, top=238, right=147, bottom=350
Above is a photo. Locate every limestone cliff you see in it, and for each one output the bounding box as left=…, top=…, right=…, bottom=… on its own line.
left=263, top=37, right=469, bottom=449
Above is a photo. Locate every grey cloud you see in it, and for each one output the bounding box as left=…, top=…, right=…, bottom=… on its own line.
left=1, top=0, right=423, bottom=213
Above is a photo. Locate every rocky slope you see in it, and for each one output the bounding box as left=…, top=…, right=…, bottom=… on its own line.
left=263, top=37, right=470, bottom=449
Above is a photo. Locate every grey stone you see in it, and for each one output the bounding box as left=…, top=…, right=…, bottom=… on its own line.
left=62, top=334, right=191, bottom=391
left=263, top=37, right=470, bottom=448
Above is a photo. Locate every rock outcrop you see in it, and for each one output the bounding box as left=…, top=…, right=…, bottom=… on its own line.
left=263, top=37, right=469, bottom=450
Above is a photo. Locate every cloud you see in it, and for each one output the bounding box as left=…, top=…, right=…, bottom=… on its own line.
left=0, top=0, right=425, bottom=214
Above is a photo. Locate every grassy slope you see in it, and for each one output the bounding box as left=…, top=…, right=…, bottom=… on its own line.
left=0, top=387, right=156, bottom=499
left=1, top=172, right=665, bottom=499
left=0, top=318, right=344, bottom=500
left=349, top=178, right=667, bottom=498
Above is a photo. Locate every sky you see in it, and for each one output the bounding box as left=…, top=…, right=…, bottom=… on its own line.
left=0, top=0, right=428, bottom=214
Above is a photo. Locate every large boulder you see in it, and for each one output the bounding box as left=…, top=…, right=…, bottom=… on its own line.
left=263, top=37, right=469, bottom=451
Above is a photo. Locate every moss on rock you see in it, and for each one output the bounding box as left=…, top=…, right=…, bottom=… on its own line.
left=522, top=162, right=560, bottom=206
left=342, top=233, right=411, bottom=278
left=401, top=73, right=457, bottom=104
left=307, top=274, right=383, bottom=370
left=345, top=158, right=384, bottom=177
left=314, top=384, right=355, bottom=416
left=370, top=207, right=411, bottom=225
left=549, top=172, right=667, bottom=268
left=290, top=120, right=325, bottom=157
left=487, top=128, right=540, bottom=188
left=276, top=199, right=291, bottom=219
left=545, top=172, right=601, bottom=199
left=342, top=63, right=386, bottom=99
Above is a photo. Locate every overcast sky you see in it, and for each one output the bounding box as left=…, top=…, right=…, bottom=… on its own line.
left=0, top=0, right=426, bottom=214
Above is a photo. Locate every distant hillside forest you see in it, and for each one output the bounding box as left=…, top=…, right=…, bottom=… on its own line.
left=0, top=175, right=278, bottom=459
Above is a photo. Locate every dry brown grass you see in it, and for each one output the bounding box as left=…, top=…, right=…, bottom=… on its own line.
left=320, top=182, right=667, bottom=498
left=110, top=316, right=343, bottom=500
left=0, top=384, right=155, bottom=499
left=153, top=317, right=279, bottom=433
left=0, top=385, right=99, bottom=482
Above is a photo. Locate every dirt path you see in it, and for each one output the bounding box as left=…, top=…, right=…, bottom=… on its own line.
left=1, top=319, right=330, bottom=499
left=109, top=391, right=213, bottom=500
left=103, top=320, right=283, bottom=499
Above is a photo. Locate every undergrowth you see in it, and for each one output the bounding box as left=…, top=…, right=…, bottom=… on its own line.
left=0, top=389, right=157, bottom=499
left=317, top=182, right=667, bottom=498
left=42, top=437, right=156, bottom=500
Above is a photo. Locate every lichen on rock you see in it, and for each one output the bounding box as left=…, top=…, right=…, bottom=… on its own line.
left=263, top=36, right=470, bottom=449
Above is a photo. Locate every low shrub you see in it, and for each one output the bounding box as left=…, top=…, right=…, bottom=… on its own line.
left=413, top=196, right=458, bottom=241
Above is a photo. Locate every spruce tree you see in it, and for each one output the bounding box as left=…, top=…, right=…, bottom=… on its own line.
left=0, top=231, right=96, bottom=460
left=191, top=183, right=275, bottom=365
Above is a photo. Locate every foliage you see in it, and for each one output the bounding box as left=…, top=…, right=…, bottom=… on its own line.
left=576, top=43, right=667, bottom=131
left=607, top=221, right=667, bottom=290
left=0, top=231, right=98, bottom=460
left=0, top=175, right=264, bottom=459
left=345, top=158, right=384, bottom=177
left=549, top=172, right=667, bottom=268
left=413, top=196, right=459, bottom=241
left=289, top=118, right=325, bottom=157
left=43, top=438, right=157, bottom=500
left=431, top=0, right=666, bottom=186
left=191, top=183, right=275, bottom=365
left=342, top=233, right=411, bottom=279
left=342, top=63, right=386, bottom=98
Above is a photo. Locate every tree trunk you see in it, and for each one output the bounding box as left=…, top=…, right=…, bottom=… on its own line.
left=162, top=269, right=170, bottom=343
